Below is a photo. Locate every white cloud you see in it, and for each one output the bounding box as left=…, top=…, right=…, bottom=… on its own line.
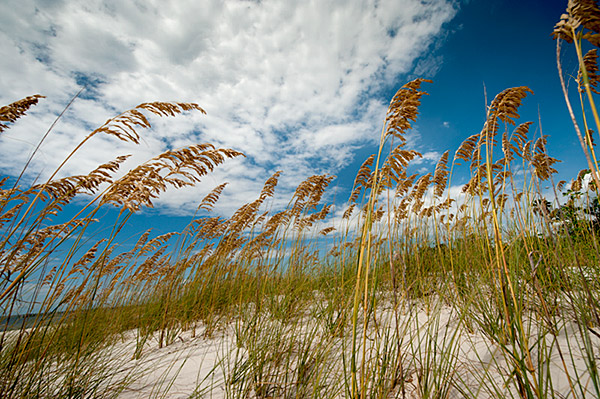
left=413, top=150, right=443, bottom=166
left=0, top=0, right=457, bottom=216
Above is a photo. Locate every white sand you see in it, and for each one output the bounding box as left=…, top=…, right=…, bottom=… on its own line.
left=108, top=301, right=600, bottom=399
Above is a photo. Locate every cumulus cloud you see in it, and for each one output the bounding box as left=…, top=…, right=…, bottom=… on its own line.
left=414, top=150, right=443, bottom=166
left=0, top=0, right=457, bottom=216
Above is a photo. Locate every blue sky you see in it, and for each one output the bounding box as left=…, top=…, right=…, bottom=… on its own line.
left=0, top=0, right=590, bottom=239
left=411, top=0, right=586, bottom=186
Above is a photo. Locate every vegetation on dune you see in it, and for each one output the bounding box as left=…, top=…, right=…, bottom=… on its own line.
left=1, top=0, right=600, bottom=397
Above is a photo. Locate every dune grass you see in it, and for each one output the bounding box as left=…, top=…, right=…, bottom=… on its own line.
left=2, top=1, right=600, bottom=398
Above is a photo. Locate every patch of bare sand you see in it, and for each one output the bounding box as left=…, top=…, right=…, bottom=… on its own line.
left=111, top=301, right=600, bottom=398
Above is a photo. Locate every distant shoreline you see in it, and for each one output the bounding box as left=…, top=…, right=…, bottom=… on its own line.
left=1, top=312, right=65, bottom=331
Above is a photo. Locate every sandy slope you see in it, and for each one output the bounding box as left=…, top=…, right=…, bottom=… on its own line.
left=110, top=301, right=600, bottom=399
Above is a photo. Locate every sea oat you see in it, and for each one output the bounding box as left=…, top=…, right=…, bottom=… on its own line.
left=531, top=136, right=560, bottom=181
left=87, top=102, right=205, bottom=144
left=0, top=95, right=45, bottom=133
left=581, top=49, right=600, bottom=94
left=197, top=183, right=229, bottom=213
left=553, top=0, right=600, bottom=45
left=385, top=79, right=432, bottom=143
left=433, top=151, right=450, bottom=198
left=101, top=144, right=243, bottom=211
left=455, top=133, right=481, bottom=165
